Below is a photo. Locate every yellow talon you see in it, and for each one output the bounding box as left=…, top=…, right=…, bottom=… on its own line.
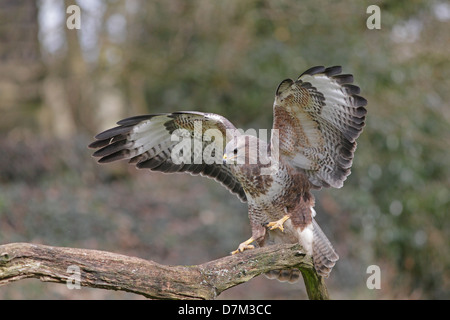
left=265, top=215, right=290, bottom=232
left=231, top=237, right=255, bottom=255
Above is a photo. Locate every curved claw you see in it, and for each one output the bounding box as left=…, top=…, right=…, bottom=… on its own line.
left=265, top=215, right=290, bottom=232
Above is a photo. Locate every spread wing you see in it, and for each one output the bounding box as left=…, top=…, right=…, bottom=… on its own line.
left=271, top=66, right=367, bottom=189
left=89, top=111, right=246, bottom=202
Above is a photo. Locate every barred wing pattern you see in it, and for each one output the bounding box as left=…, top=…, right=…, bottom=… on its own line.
left=89, top=111, right=247, bottom=202
left=272, top=66, right=367, bottom=189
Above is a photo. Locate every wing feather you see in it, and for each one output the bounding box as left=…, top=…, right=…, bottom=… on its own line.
left=89, top=112, right=247, bottom=202
left=272, top=66, right=367, bottom=188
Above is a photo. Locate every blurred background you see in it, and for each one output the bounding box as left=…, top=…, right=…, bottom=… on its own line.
left=0, top=0, right=448, bottom=299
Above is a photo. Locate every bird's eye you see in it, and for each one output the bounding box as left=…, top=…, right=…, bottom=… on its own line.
left=233, top=148, right=238, bottom=155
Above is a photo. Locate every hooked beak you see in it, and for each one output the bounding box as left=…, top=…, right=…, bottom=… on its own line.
left=223, top=153, right=237, bottom=165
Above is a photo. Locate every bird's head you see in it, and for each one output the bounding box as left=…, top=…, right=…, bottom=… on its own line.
left=223, top=135, right=270, bottom=167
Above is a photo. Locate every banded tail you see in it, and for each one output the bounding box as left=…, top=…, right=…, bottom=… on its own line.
left=265, top=219, right=339, bottom=282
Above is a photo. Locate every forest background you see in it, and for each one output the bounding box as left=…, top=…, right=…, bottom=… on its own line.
left=0, top=0, right=448, bottom=299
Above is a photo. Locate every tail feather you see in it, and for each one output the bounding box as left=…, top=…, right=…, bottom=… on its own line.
left=264, top=218, right=339, bottom=282
left=312, top=219, right=339, bottom=278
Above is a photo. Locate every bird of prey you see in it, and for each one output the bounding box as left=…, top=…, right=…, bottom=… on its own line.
left=89, top=66, right=367, bottom=280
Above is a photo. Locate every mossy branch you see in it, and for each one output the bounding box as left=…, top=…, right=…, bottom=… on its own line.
left=0, top=242, right=329, bottom=299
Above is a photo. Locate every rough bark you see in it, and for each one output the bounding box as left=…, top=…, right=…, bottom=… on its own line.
left=0, top=242, right=329, bottom=300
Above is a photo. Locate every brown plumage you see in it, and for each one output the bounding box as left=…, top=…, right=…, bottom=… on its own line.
left=89, top=66, right=367, bottom=279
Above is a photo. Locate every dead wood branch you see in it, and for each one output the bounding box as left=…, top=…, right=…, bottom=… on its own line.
left=0, top=242, right=329, bottom=299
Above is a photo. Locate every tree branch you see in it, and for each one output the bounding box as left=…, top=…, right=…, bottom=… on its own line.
left=0, top=242, right=329, bottom=299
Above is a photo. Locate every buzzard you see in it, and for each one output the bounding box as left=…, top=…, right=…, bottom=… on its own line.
left=89, top=66, right=367, bottom=280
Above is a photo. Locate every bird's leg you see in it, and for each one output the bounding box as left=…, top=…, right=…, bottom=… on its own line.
left=265, top=214, right=290, bottom=232
left=231, top=237, right=256, bottom=255
left=231, top=223, right=266, bottom=255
